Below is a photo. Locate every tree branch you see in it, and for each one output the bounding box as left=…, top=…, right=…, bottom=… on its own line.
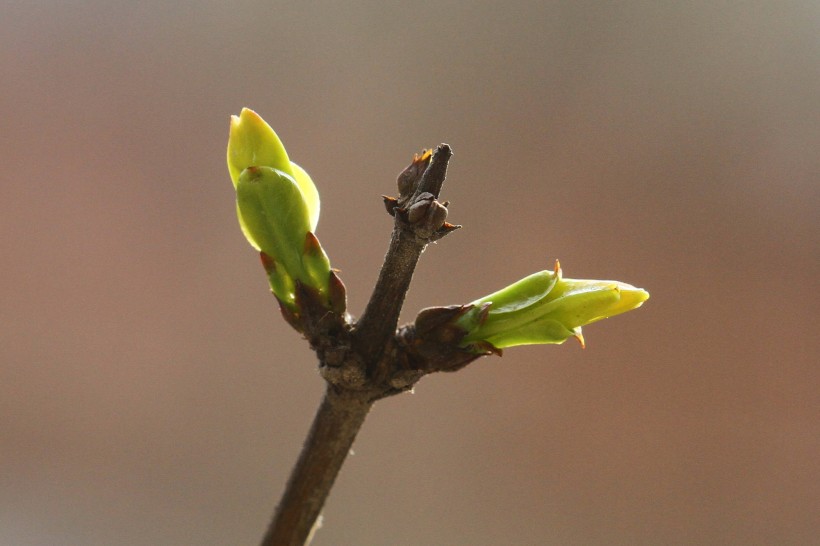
left=353, top=224, right=425, bottom=362
left=354, top=144, right=453, bottom=366
left=261, top=386, right=372, bottom=546
left=260, top=144, right=463, bottom=545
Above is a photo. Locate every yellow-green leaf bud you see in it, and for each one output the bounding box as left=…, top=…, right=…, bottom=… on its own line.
left=227, top=108, right=336, bottom=313
left=458, top=261, right=649, bottom=350
left=227, top=109, right=320, bottom=230
left=227, top=108, right=294, bottom=185
left=301, top=232, right=332, bottom=294
left=235, top=167, right=310, bottom=298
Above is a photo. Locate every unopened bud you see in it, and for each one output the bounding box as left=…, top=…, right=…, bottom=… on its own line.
left=458, top=261, right=649, bottom=350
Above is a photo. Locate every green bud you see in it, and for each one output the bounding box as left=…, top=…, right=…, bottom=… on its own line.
left=236, top=166, right=310, bottom=299
left=227, top=108, right=319, bottom=229
left=458, top=261, right=649, bottom=350
left=260, top=251, right=296, bottom=308
left=227, top=108, right=294, bottom=184
left=302, top=232, right=332, bottom=292
left=227, top=108, right=336, bottom=312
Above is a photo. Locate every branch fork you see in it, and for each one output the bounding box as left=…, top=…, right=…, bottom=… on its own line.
left=251, top=138, right=648, bottom=545
left=262, top=144, right=474, bottom=546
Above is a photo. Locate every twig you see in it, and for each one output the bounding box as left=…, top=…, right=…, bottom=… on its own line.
left=355, top=145, right=452, bottom=363
left=261, top=387, right=372, bottom=546
left=260, top=144, right=456, bottom=545
left=353, top=224, right=426, bottom=362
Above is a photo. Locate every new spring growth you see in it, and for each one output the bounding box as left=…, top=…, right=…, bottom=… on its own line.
left=227, top=108, right=337, bottom=312
left=457, top=261, right=649, bottom=351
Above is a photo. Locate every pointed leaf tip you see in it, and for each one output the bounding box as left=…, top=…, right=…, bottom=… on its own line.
left=328, top=270, right=347, bottom=315
left=227, top=108, right=293, bottom=187
left=573, top=328, right=586, bottom=349
left=303, top=231, right=322, bottom=256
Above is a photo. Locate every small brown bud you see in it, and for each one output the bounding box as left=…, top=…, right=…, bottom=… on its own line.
left=397, top=149, right=433, bottom=196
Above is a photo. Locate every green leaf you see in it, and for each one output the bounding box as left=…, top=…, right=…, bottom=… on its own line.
left=459, top=261, right=649, bottom=349
left=290, top=162, right=320, bottom=232
left=227, top=108, right=293, bottom=187
left=236, top=166, right=310, bottom=300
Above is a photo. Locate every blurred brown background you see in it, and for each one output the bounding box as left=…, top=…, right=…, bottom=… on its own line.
left=2, top=2, right=818, bottom=545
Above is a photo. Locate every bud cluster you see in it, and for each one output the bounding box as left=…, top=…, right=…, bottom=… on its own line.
left=227, top=108, right=341, bottom=315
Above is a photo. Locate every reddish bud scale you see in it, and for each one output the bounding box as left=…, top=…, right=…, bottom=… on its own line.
left=328, top=270, right=347, bottom=315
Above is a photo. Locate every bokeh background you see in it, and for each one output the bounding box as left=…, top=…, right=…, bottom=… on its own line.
left=2, top=1, right=818, bottom=545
